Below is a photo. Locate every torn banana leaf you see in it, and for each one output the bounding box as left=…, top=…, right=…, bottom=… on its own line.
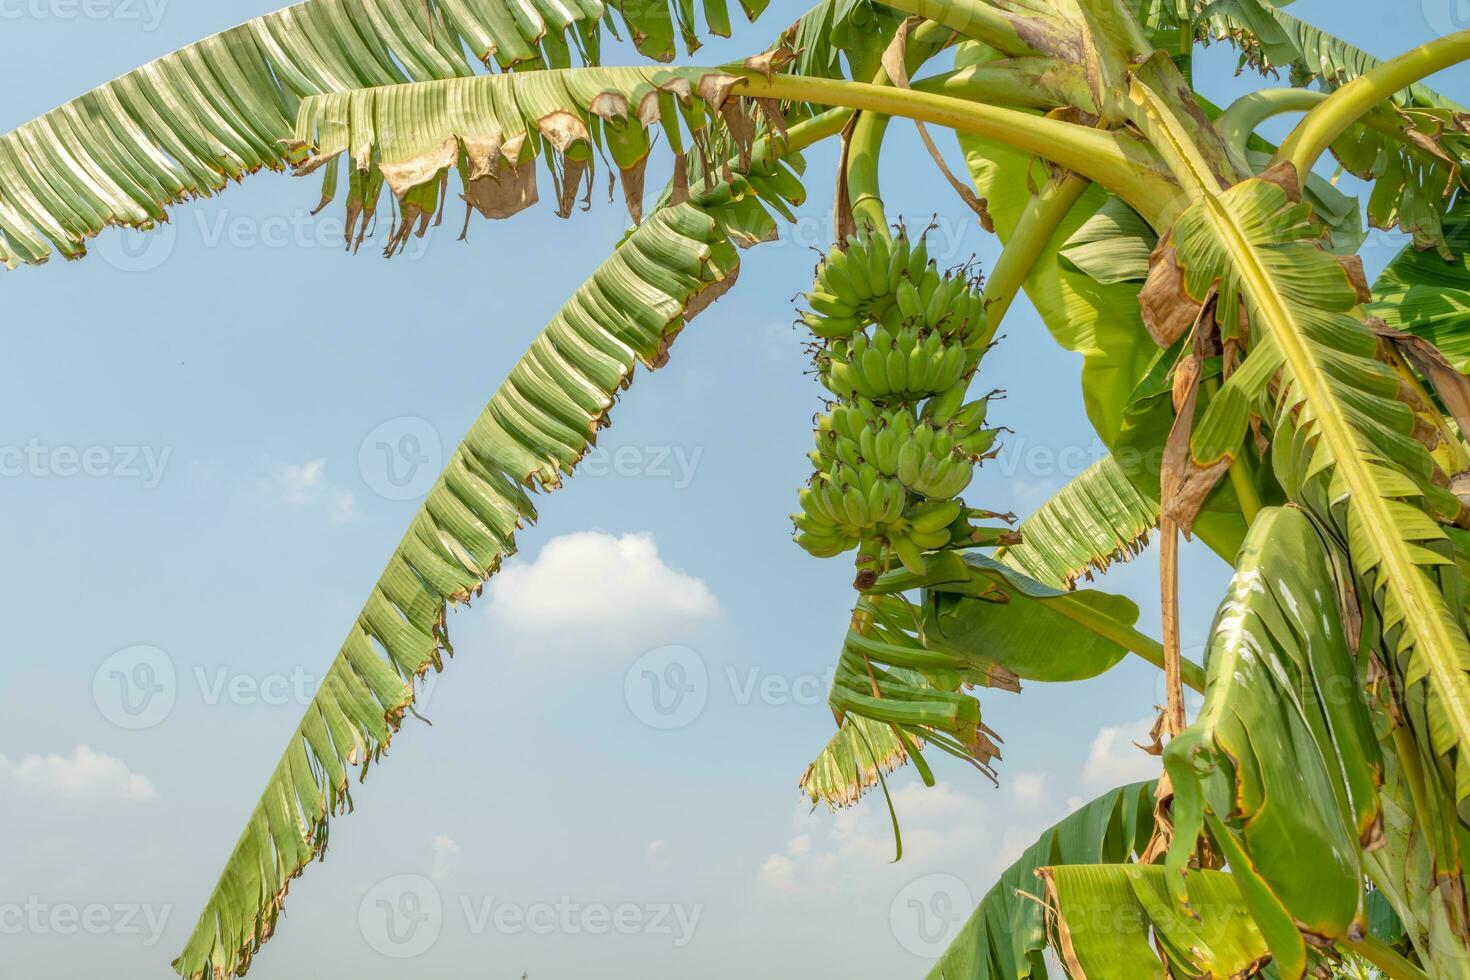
left=927, top=782, right=1156, bottom=980
left=0, top=0, right=774, bottom=269
left=173, top=188, right=749, bottom=980
left=1172, top=171, right=1470, bottom=830
left=1202, top=1, right=1470, bottom=252
left=1042, top=864, right=1271, bottom=980
left=1163, top=506, right=1382, bottom=979
left=1000, top=455, right=1159, bottom=590
left=290, top=66, right=797, bottom=250
left=799, top=713, right=912, bottom=810
left=812, top=554, right=1147, bottom=803
left=1202, top=1, right=1460, bottom=111
left=826, top=594, right=1011, bottom=785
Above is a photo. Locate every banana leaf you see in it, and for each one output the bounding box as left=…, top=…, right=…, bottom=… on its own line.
left=924, top=555, right=1140, bottom=684
left=0, top=0, right=781, bottom=268
left=1000, top=455, right=1159, bottom=590
left=1042, top=864, right=1271, bottom=979
left=1369, top=196, right=1470, bottom=373
left=1164, top=507, right=1382, bottom=979
left=926, top=782, right=1156, bottom=980
left=173, top=188, right=748, bottom=980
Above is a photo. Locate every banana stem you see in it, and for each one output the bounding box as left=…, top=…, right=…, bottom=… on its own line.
left=1216, top=87, right=1326, bottom=161
left=977, top=172, right=1090, bottom=345
left=1277, top=29, right=1470, bottom=182
left=751, top=107, right=852, bottom=171
left=1340, top=934, right=1430, bottom=980
left=732, top=73, right=1179, bottom=226
left=1044, top=591, right=1206, bottom=693
left=849, top=111, right=892, bottom=240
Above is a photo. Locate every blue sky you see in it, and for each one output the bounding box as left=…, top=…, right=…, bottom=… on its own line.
left=0, top=2, right=1465, bottom=977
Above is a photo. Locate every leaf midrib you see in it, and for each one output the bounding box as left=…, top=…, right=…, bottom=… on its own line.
left=1197, top=189, right=1470, bottom=755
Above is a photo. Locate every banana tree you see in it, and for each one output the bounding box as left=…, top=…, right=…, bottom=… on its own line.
left=8, top=0, right=1470, bottom=976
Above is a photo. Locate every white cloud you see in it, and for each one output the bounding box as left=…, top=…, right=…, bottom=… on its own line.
left=1008, top=771, right=1047, bottom=805
left=755, top=783, right=1004, bottom=904
left=485, top=532, right=718, bottom=648
left=0, top=746, right=156, bottom=802
left=267, top=458, right=362, bottom=524
left=1081, top=715, right=1163, bottom=792
left=430, top=833, right=462, bottom=882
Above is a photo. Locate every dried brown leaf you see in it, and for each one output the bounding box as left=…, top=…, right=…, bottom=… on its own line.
left=1140, top=242, right=1202, bottom=348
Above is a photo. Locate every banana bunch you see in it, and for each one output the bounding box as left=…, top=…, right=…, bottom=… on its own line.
left=886, top=499, right=963, bottom=575
left=793, top=463, right=906, bottom=557
left=802, top=228, right=987, bottom=343
left=801, top=227, right=931, bottom=339
left=793, top=222, right=1006, bottom=582
left=823, top=326, right=969, bottom=402
left=892, top=267, right=986, bottom=344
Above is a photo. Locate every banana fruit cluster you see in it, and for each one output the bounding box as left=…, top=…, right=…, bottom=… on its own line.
left=791, top=226, right=1006, bottom=584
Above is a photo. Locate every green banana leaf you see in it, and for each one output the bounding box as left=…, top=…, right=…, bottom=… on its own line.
left=1166, top=169, right=1470, bottom=832
left=1164, top=506, right=1382, bottom=978
left=1042, top=864, right=1271, bottom=979
left=926, top=782, right=1156, bottom=980
left=1369, top=196, right=1470, bottom=374
left=1202, top=1, right=1470, bottom=252
left=802, top=553, right=1149, bottom=807
left=925, top=554, right=1140, bottom=684
left=0, top=0, right=779, bottom=268
left=1000, top=455, right=1159, bottom=590
left=173, top=189, right=747, bottom=980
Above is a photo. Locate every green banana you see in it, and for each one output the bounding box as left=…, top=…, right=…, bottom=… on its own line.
left=803, top=312, right=861, bottom=340
left=909, top=500, right=963, bottom=534
left=896, top=440, right=923, bottom=487
left=842, top=482, right=870, bottom=527
left=880, top=480, right=905, bottom=525
left=886, top=235, right=909, bottom=293
left=866, top=476, right=887, bottom=524
left=819, top=250, right=863, bottom=306
left=957, top=428, right=998, bottom=458
left=888, top=533, right=928, bottom=575
left=860, top=347, right=890, bottom=396
left=847, top=255, right=875, bottom=302
left=950, top=399, right=989, bottom=436
left=866, top=233, right=891, bottom=297
left=806, top=290, right=856, bottom=318
left=885, top=347, right=909, bottom=393
left=905, top=236, right=929, bottom=281
left=910, top=527, right=951, bottom=550
left=873, top=425, right=899, bottom=475
left=796, top=530, right=857, bottom=558
left=924, top=382, right=967, bottom=425
left=906, top=344, right=929, bottom=394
